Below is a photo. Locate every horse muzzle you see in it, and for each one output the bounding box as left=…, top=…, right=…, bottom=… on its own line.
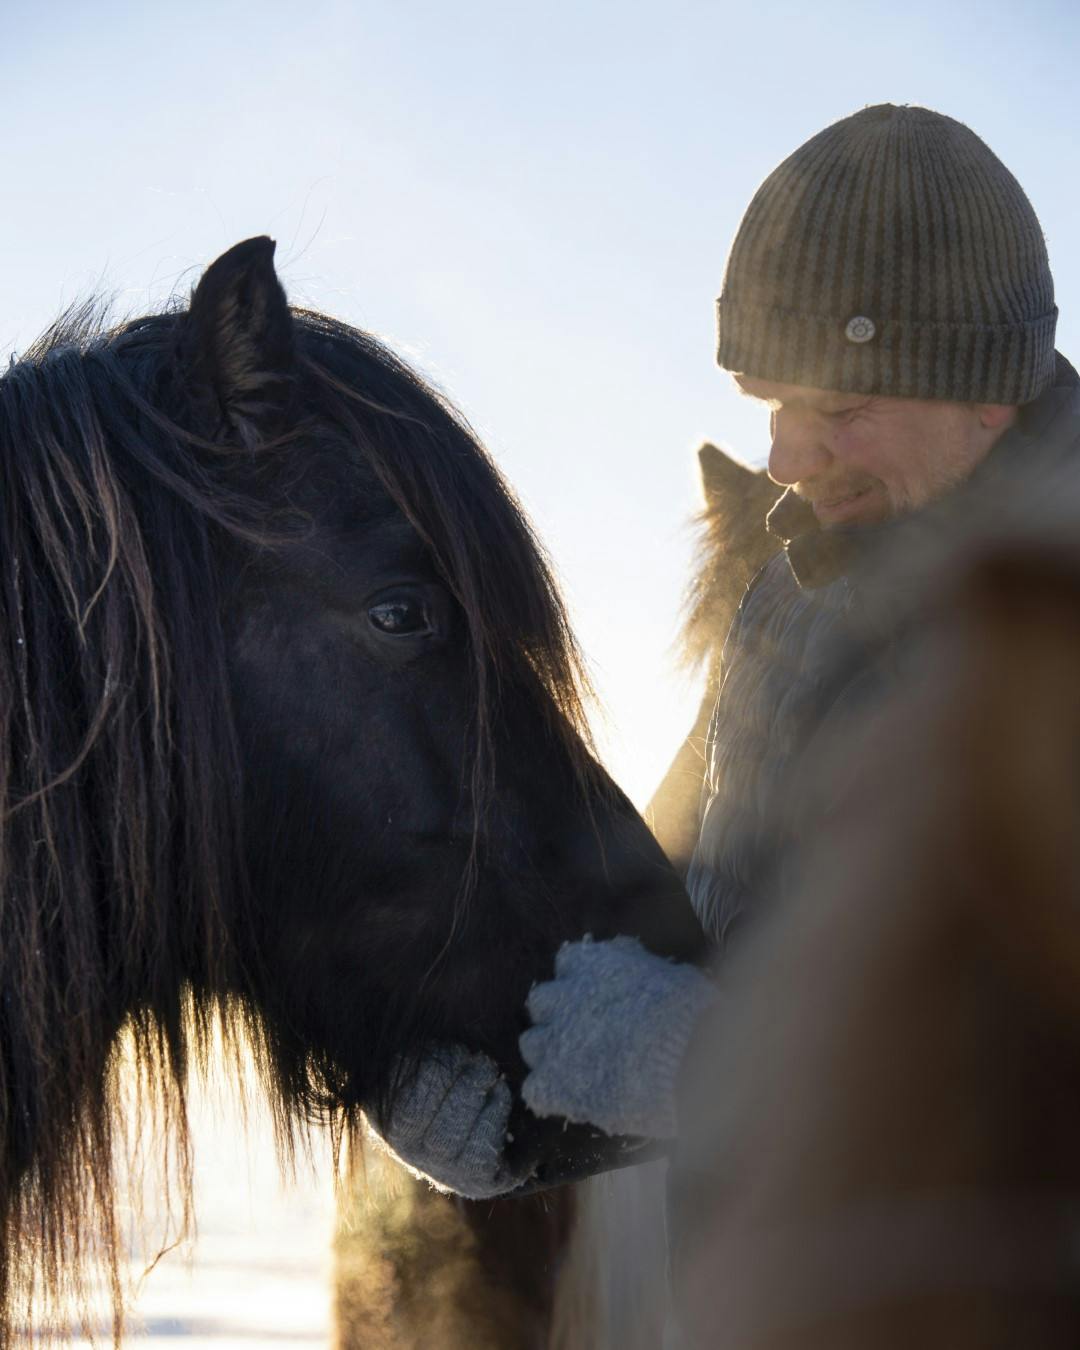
left=502, top=1104, right=670, bottom=1194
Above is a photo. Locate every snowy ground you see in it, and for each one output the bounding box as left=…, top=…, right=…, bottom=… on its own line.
left=44, top=1064, right=340, bottom=1348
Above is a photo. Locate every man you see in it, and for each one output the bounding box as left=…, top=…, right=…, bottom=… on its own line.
left=518, top=102, right=1078, bottom=1143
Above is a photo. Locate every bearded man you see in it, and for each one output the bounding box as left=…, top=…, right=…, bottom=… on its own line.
left=518, top=102, right=1078, bottom=1150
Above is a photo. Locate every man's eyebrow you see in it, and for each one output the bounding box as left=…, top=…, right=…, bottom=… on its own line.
left=733, top=376, right=870, bottom=413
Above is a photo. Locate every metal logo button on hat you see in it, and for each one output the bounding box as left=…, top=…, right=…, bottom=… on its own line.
left=845, top=316, right=876, bottom=344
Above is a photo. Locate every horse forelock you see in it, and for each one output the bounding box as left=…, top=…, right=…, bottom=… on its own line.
left=290, top=314, right=606, bottom=824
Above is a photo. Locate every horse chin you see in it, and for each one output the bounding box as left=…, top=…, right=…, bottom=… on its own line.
left=503, top=1106, right=669, bottom=1193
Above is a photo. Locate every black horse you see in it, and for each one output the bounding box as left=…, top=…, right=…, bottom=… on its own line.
left=0, top=238, right=702, bottom=1342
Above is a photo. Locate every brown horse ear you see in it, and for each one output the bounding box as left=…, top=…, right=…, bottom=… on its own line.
left=697, top=442, right=766, bottom=509
left=185, top=236, right=294, bottom=440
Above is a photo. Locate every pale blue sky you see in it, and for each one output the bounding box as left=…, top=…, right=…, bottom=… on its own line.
left=3, top=0, right=1078, bottom=802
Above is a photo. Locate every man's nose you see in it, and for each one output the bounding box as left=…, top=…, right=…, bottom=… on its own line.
left=767, top=410, right=833, bottom=486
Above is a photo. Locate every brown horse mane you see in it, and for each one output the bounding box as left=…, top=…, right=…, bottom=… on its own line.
left=0, top=292, right=597, bottom=1342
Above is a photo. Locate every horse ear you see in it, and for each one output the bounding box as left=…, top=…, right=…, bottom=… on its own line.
left=185, top=236, right=294, bottom=440
left=697, top=442, right=765, bottom=509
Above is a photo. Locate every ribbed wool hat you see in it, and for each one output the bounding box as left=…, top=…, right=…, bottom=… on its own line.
left=716, top=105, right=1057, bottom=404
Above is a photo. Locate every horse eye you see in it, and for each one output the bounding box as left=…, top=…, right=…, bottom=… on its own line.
left=368, top=595, right=434, bottom=637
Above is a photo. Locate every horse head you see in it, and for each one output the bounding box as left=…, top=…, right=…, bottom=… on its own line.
left=0, top=238, right=703, bottom=1338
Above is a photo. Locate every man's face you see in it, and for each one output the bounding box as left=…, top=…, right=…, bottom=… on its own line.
left=734, top=374, right=1015, bottom=528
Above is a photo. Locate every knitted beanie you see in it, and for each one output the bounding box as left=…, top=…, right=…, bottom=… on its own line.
left=716, top=105, right=1057, bottom=404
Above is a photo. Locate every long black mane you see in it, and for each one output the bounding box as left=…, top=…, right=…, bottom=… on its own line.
left=0, top=295, right=593, bottom=1339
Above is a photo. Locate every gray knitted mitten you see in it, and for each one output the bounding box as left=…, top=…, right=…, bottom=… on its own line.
left=520, top=936, right=717, bottom=1139
left=373, top=1045, right=528, bottom=1200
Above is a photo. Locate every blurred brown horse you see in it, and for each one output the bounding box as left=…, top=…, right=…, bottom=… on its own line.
left=677, top=503, right=1080, bottom=1348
